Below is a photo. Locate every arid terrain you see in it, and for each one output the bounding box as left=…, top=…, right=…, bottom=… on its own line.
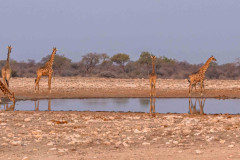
left=1, top=77, right=240, bottom=160
left=1, top=112, right=240, bottom=160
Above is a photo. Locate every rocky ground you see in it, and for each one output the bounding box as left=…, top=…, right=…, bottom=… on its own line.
left=0, top=111, right=240, bottom=160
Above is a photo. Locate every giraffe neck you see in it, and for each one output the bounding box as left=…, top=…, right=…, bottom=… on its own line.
left=6, top=48, right=11, bottom=66
left=152, top=60, right=155, bottom=74
left=46, top=50, right=56, bottom=68
left=199, top=58, right=212, bottom=75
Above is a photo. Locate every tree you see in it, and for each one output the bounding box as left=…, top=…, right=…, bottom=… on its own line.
left=81, top=53, right=101, bottom=73
left=41, top=54, right=71, bottom=70
left=111, top=53, right=130, bottom=72
left=137, top=51, right=152, bottom=65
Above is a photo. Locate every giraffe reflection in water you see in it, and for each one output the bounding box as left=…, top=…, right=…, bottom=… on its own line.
left=4, top=103, right=15, bottom=111
left=149, top=97, right=156, bottom=115
left=35, top=99, right=51, bottom=111
left=188, top=98, right=206, bottom=115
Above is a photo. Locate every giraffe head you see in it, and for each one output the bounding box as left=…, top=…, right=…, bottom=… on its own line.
left=151, top=55, right=156, bottom=62
left=7, top=45, right=12, bottom=52
left=53, top=47, right=58, bottom=54
left=210, top=56, right=216, bottom=61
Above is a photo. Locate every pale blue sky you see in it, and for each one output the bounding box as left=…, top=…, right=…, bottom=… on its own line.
left=0, top=0, right=240, bottom=64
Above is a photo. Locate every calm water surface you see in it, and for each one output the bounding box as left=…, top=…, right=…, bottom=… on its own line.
left=1, top=98, right=240, bottom=114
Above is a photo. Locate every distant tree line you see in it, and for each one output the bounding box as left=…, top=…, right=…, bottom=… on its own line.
left=1, top=52, right=240, bottom=79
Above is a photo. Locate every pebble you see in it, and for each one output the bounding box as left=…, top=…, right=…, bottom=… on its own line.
left=123, top=142, right=129, bottom=147
left=134, top=129, right=141, bottom=134
left=195, top=150, right=202, bottom=154
left=142, top=142, right=150, bottom=145
left=22, top=156, right=30, bottom=160
left=219, top=139, right=225, bottom=144
left=24, top=118, right=31, bottom=122
left=49, top=148, right=57, bottom=151
left=47, top=142, right=54, bottom=146
left=228, top=145, right=234, bottom=148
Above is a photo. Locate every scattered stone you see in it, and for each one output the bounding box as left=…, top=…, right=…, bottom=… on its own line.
left=115, top=141, right=122, bottom=147
left=123, top=142, right=129, bottom=147
left=228, top=145, right=234, bottom=148
left=196, top=150, right=202, bottom=154
left=142, top=142, right=150, bottom=146
left=49, top=148, right=57, bottom=151
left=134, top=129, right=141, bottom=134
left=47, top=142, right=54, bottom=146
left=173, top=141, right=179, bottom=144
left=220, top=140, right=225, bottom=144
left=22, top=156, right=30, bottom=160
left=24, top=118, right=31, bottom=122
left=11, top=141, right=21, bottom=146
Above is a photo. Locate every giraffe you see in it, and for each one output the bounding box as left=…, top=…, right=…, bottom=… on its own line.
left=188, top=56, right=216, bottom=96
left=149, top=56, right=157, bottom=97
left=2, top=46, right=12, bottom=87
left=35, top=47, right=57, bottom=93
left=0, top=79, right=15, bottom=104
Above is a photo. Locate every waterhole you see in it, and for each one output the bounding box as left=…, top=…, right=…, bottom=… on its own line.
left=1, top=98, right=240, bottom=114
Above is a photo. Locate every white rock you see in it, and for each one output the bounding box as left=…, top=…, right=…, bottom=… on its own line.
left=47, top=142, right=54, bottom=146
left=142, top=142, right=150, bottom=145
left=11, top=141, right=21, bottom=146
left=228, top=145, right=234, bottom=148
left=219, top=140, right=225, bottom=144
left=123, top=142, right=129, bottom=147
left=134, top=129, right=141, bottom=134
left=1, top=143, right=8, bottom=146
left=173, top=141, right=179, bottom=144
left=24, top=118, right=31, bottom=122
left=47, top=122, right=53, bottom=125
left=49, top=148, right=57, bottom=151
left=196, top=150, right=202, bottom=154
left=115, top=141, right=122, bottom=147
left=22, top=156, right=30, bottom=160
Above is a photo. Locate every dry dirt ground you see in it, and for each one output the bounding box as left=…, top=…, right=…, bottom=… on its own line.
left=0, top=112, right=240, bottom=160
left=1, top=77, right=240, bottom=160
left=4, top=77, right=240, bottom=99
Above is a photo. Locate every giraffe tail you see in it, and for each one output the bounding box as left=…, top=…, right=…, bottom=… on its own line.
left=6, top=80, right=9, bottom=87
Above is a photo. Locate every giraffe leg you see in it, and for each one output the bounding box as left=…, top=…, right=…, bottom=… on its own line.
left=189, top=83, right=192, bottom=96
left=150, top=80, right=153, bottom=97
left=150, top=83, right=153, bottom=97
left=48, top=74, right=52, bottom=94
left=35, top=75, right=41, bottom=93
left=153, top=79, right=156, bottom=97
left=200, top=80, right=203, bottom=97
left=6, top=73, right=11, bottom=88
left=2, top=76, right=6, bottom=86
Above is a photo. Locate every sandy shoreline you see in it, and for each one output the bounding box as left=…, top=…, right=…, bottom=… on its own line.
left=1, top=77, right=240, bottom=100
